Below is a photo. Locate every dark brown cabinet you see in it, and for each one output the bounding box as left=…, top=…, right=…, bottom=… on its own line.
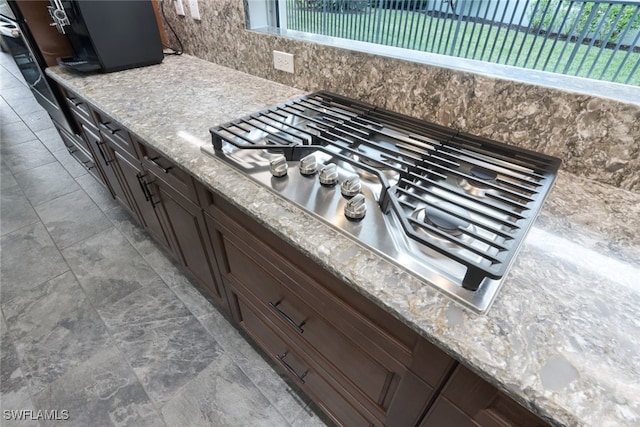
left=53, top=122, right=100, bottom=181
left=146, top=167, right=224, bottom=305
left=56, top=88, right=110, bottom=187
left=112, top=148, right=172, bottom=251
left=62, top=89, right=96, bottom=130
left=198, top=186, right=455, bottom=427
left=53, top=83, right=225, bottom=308
left=80, top=122, right=135, bottom=215
left=421, top=365, right=548, bottom=427
left=51, top=85, right=550, bottom=427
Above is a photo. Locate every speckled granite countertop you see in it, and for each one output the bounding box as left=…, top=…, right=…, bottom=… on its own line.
left=47, top=55, right=640, bottom=427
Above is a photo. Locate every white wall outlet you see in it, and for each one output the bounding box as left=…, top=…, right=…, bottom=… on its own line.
left=188, top=0, right=200, bottom=20
left=273, top=51, right=294, bottom=74
left=174, top=0, right=185, bottom=16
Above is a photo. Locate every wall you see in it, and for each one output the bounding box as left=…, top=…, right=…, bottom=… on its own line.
left=159, top=0, right=640, bottom=192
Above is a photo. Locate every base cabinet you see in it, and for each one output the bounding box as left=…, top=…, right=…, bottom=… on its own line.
left=200, top=187, right=456, bottom=427
left=80, top=123, right=136, bottom=216
left=112, top=148, right=172, bottom=251
left=51, top=83, right=551, bottom=427
left=234, top=291, right=376, bottom=427
left=148, top=169, right=225, bottom=305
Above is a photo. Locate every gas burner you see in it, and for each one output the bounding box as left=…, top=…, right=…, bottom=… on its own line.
left=459, top=166, right=499, bottom=197
left=350, top=144, right=401, bottom=183
left=411, top=202, right=476, bottom=249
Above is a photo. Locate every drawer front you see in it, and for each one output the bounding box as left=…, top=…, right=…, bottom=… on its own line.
left=71, top=147, right=99, bottom=179
left=62, top=90, right=95, bottom=126
left=196, top=184, right=419, bottom=363
left=225, top=237, right=394, bottom=406
left=55, top=123, right=87, bottom=156
left=93, top=111, right=140, bottom=160
left=439, top=365, right=549, bottom=427
left=65, top=141, right=93, bottom=170
left=53, top=124, right=100, bottom=179
left=138, top=142, right=198, bottom=203
left=235, top=292, right=375, bottom=427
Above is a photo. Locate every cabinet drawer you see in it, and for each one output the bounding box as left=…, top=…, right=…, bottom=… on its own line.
left=55, top=123, right=88, bottom=156
left=55, top=125, right=99, bottom=178
left=199, top=187, right=418, bottom=366
left=235, top=292, right=375, bottom=427
left=435, top=365, right=549, bottom=427
left=93, top=111, right=140, bottom=160
left=138, top=142, right=198, bottom=202
left=224, top=236, right=396, bottom=409
left=62, top=90, right=95, bottom=126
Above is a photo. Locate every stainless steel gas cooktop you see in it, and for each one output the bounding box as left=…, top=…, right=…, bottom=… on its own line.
left=201, top=91, right=561, bottom=312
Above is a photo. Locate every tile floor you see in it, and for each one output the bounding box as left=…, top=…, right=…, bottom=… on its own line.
left=0, top=51, right=332, bottom=426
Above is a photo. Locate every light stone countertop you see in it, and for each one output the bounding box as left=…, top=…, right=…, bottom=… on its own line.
left=47, top=54, right=640, bottom=427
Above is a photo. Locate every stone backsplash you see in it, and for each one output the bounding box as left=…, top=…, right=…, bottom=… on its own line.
left=160, top=0, right=639, bottom=192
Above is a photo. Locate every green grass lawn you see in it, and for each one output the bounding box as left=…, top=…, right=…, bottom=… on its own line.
left=287, top=6, right=639, bottom=86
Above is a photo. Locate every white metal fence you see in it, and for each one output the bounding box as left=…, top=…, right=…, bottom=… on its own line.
left=282, top=0, right=640, bottom=85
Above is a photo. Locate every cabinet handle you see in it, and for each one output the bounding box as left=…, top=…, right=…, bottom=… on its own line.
left=81, top=160, right=94, bottom=171
left=268, top=301, right=305, bottom=334
left=138, top=174, right=159, bottom=207
left=145, top=156, right=172, bottom=173
left=66, top=96, right=82, bottom=107
left=145, top=179, right=160, bottom=207
left=95, top=140, right=112, bottom=165
left=100, top=121, right=120, bottom=135
left=277, top=352, right=307, bottom=384
left=66, top=145, right=78, bottom=154
left=136, top=173, right=151, bottom=202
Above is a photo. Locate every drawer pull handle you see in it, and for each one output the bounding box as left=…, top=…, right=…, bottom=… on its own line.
left=145, top=156, right=173, bottom=173
left=277, top=352, right=307, bottom=384
left=66, top=97, right=82, bottom=107
left=66, top=145, right=78, bottom=154
left=269, top=301, right=305, bottom=334
left=100, top=121, right=120, bottom=135
left=81, top=160, right=94, bottom=171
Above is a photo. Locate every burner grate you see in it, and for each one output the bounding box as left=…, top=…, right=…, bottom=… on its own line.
left=384, top=132, right=560, bottom=290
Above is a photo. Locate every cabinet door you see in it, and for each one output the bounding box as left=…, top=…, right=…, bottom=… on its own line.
left=114, top=150, right=171, bottom=251
left=147, top=173, right=225, bottom=307
left=81, top=123, right=132, bottom=210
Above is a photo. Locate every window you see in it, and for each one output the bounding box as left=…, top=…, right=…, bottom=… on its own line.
left=247, top=0, right=640, bottom=87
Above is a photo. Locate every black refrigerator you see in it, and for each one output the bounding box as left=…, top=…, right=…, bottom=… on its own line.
left=1, top=0, right=75, bottom=134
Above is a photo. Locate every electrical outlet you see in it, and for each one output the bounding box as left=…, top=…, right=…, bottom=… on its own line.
left=188, top=0, right=200, bottom=20
left=174, top=0, right=185, bottom=16
left=273, top=51, right=294, bottom=74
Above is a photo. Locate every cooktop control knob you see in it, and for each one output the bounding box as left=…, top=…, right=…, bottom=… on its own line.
left=269, top=155, right=288, bottom=178
left=344, top=194, right=366, bottom=221
left=299, top=154, right=317, bottom=176
left=341, top=175, right=361, bottom=198
left=319, top=163, right=338, bottom=186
